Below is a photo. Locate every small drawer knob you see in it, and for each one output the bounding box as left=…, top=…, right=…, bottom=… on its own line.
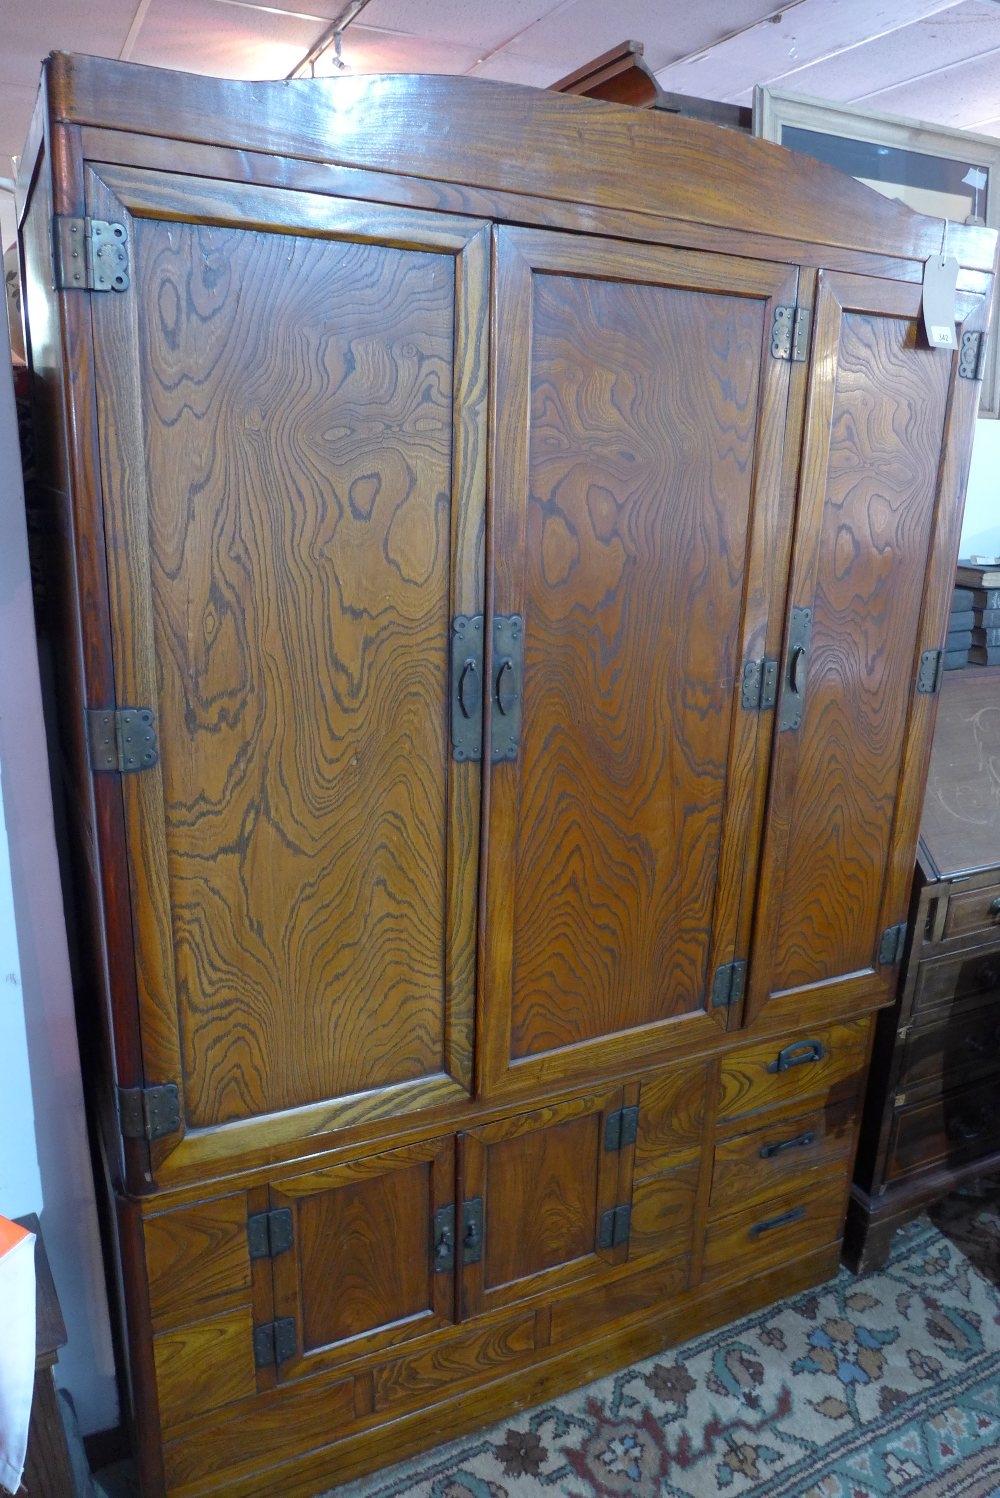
left=989, top=896, right=1000, bottom=918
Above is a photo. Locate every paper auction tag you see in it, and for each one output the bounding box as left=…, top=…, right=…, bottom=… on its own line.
left=922, top=253, right=959, bottom=350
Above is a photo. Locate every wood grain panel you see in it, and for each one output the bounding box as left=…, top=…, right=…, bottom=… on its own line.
left=628, top=1159, right=700, bottom=1261
left=153, top=1307, right=256, bottom=1430
left=87, top=168, right=488, bottom=1172
left=484, top=1113, right=601, bottom=1288
left=702, top=1181, right=847, bottom=1283
left=634, top=1065, right=709, bottom=1176
left=371, top=1315, right=536, bottom=1412
left=482, top=228, right=798, bottom=1093
left=144, top=1194, right=250, bottom=1330
left=270, top=1137, right=455, bottom=1382
left=717, top=1017, right=871, bottom=1122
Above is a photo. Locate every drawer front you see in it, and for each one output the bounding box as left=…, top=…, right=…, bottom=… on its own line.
left=913, top=946, right=1000, bottom=1017
left=898, top=1001, right=1000, bottom=1092
left=710, top=1102, right=854, bottom=1219
left=717, top=1017, right=870, bottom=1123
left=942, top=883, right=1000, bottom=942
left=887, top=1076, right=1000, bottom=1182
left=702, top=1182, right=846, bottom=1283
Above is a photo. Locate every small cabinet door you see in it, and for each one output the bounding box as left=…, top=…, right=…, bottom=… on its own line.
left=458, top=1089, right=633, bottom=1317
left=480, top=226, right=803, bottom=1096
left=748, top=272, right=989, bottom=1030
left=86, top=162, right=489, bottom=1182
left=268, top=1137, right=456, bottom=1384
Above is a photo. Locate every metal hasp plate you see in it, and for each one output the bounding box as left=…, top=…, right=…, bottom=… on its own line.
left=770, top=305, right=811, bottom=363
left=87, top=708, right=159, bottom=773
left=741, top=657, right=778, bottom=712
left=247, top=1207, right=293, bottom=1261
left=253, top=1317, right=296, bottom=1370
left=778, top=607, right=813, bottom=732
left=878, top=921, right=908, bottom=967
left=461, top=1197, right=484, bottom=1265
left=710, top=958, right=747, bottom=1010
left=451, top=614, right=484, bottom=761
left=118, top=1082, right=180, bottom=1142
left=959, top=329, right=987, bottom=380
left=53, top=216, right=129, bottom=293
left=432, top=1203, right=456, bottom=1273
left=604, top=1105, right=639, bottom=1152
left=491, top=615, right=524, bottom=763
left=916, top=648, right=944, bottom=695
left=597, top=1203, right=632, bottom=1250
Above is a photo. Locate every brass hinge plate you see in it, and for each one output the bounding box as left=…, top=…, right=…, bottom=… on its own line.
left=916, top=648, right=944, bottom=695
left=597, top=1203, right=632, bottom=1250
left=247, top=1208, right=293, bottom=1261
left=87, top=708, right=159, bottom=773
left=878, top=921, right=908, bottom=968
left=252, top=1316, right=296, bottom=1370
left=771, top=304, right=811, bottom=362
left=959, top=329, right=987, bottom=381
left=117, top=1082, right=180, bottom=1142
left=741, top=656, right=778, bottom=712
left=604, top=1104, right=639, bottom=1152
left=53, top=216, right=130, bottom=292
left=710, top=958, right=747, bottom=1009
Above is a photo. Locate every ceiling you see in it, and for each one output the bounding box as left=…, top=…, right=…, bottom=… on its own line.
left=4, top=0, right=1000, bottom=248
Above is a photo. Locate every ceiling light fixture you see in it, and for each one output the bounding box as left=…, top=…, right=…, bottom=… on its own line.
left=288, top=0, right=373, bottom=79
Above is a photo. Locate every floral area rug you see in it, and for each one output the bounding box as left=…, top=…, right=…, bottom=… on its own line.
left=331, top=1218, right=1000, bottom=1498
left=930, top=1175, right=1000, bottom=1289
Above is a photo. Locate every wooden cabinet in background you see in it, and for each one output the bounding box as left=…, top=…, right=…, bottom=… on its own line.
left=17, top=53, right=994, bottom=1496
left=846, top=666, right=1000, bottom=1271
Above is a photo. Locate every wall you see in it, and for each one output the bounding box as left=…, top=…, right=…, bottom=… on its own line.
left=963, top=419, right=1000, bottom=557
left=0, top=299, right=118, bottom=1435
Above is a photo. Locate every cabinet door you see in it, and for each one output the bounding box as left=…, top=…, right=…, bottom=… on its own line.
left=85, top=164, right=488, bottom=1181
left=481, top=227, right=802, bottom=1094
left=269, top=1138, right=456, bottom=1384
left=458, top=1089, right=632, bottom=1317
left=748, top=272, right=988, bottom=1030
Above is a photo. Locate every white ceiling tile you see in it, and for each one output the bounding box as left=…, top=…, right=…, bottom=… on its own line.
left=0, top=0, right=139, bottom=87
left=857, top=47, right=1000, bottom=129
left=655, top=0, right=965, bottom=105
left=467, top=53, right=565, bottom=86
left=354, top=0, right=567, bottom=55
left=334, top=24, right=482, bottom=74
left=130, top=0, right=323, bottom=78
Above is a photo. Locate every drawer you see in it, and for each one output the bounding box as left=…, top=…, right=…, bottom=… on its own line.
left=897, top=1000, right=1000, bottom=1093
left=913, top=946, right=1000, bottom=1017
left=710, top=1102, right=854, bottom=1219
left=702, top=1181, right=846, bottom=1283
left=717, top=1017, right=870, bottom=1123
left=886, top=1075, right=1000, bottom=1182
left=942, top=882, right=1000, bottom=943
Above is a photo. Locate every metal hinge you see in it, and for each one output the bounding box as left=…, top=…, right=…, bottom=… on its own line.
left=252, top=1317, right=296, bottom=1370
left=878, top=922, right=908, bottom=968
left=959, top=329, right=987, bottom=381
left=247, top=1208, right=293, bottom=1261
left=117, top=1082, right=180, bottom=1142
left=52, top=216, right=130, bottom=292
left=87, top=708, right=159, bottom=773
left=771, top=304, right=811, bottom=362
left=710, top=958, right=747, bottom=1009
left=916, top=648, right=944, bottom=696
left=597, top=1203, right=632, bottom=1250
left=604, top=1105, right=639, bottom=1153
left=741, top=657, right=779, bottom=712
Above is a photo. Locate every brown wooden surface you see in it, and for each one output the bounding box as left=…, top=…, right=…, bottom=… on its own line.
left=144, top=1195, right=250, bottom=1331
left=701, top=1179, right=847, bottom=1283
left=919, top=668, right=1000, bottom=878
left=748, top=274, right=986, bottom=1030
left=717, top=1016, right=872, bottom=1123
left=710, top=1100, right=854, bottom=1217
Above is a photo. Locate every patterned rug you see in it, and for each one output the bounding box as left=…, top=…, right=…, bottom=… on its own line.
left=331, top=1218, right=1000, bottom=1498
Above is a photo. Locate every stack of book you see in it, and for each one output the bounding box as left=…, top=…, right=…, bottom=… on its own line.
left=946, top=584, right=974, bottom=669
left=957, top=560, right=1000, bottom=667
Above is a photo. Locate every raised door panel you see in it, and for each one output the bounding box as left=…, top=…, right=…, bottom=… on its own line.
left=748, top=272, right=988, bottom=1029
left=85, top=164, right=488, bottom=1180
left=458, top=1090, right=627, bottom=1317
left=269, top=1137, right=455, bottom=1383
left=481, top=227, right=801, bottom=1096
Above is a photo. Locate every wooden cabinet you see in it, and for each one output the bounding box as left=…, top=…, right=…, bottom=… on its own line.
left=846, top=667, right=1000, bottom=1271
left=18, top=53, right=993, bottom=1497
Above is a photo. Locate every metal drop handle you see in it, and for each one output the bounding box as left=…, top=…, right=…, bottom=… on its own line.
left=759, top=1129, right=817, bottom=1159
left=767, top=1038, right=826, bottom=1073
left=495, top=657, right=517, bottom=715
left=749, top=1205, right=806, bottom=1238
left=457, top=656, right=481, bottom=720
left=789, top=645, right=807, bottom=695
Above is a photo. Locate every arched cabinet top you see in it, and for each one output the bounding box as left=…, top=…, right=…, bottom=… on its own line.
left=44, top=52, right=997, bottom=272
